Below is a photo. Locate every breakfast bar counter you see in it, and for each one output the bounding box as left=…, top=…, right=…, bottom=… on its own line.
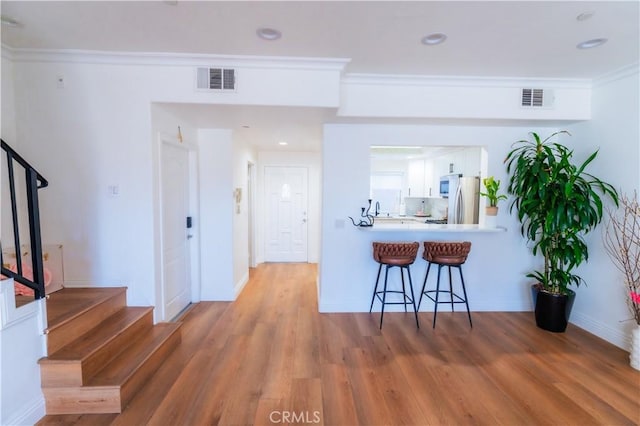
left=360, top=223, right=507, bottom=232
left=357, top=216, right=507, bottom=232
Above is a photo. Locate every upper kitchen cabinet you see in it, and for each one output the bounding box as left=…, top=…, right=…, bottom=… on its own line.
left=370, top=145, right=484, bottom=208
left=457, top=147, right=481, bottom=177
left=408, top=157, right=439, bottom=197
left=428, top=147, right=482, bottom=194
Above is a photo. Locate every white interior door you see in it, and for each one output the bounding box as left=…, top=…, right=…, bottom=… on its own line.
left=264, top=166, right=308, bottom=262
left=161, top=142, right=191, bottom=320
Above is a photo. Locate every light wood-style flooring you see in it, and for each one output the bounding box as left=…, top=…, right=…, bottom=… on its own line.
left=38, top=263, right=640, bottom=425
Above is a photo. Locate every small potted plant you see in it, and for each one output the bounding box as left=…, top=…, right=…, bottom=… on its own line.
left=480, top=176, right=507, bottom=217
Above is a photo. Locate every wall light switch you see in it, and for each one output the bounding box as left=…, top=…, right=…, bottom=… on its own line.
left=108, top=185, right=120, bottom=196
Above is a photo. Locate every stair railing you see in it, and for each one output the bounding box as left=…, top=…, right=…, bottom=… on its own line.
left=1, top=139, right=48, bottom=299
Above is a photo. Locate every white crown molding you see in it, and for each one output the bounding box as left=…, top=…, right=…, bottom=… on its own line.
left=1, top=44, right=15, bottom=60
left=2, top=45, right=351, bottom=71
left=593, top=62, right=640, bottom=87
left=343, top=72, right=592, bottom=90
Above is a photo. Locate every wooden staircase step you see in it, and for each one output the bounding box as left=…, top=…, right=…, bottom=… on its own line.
left=46, top=287, right=128, bottom=354
left=39, top=307, right=154, bottom=387
left=43, top=322, right=182, bottom=414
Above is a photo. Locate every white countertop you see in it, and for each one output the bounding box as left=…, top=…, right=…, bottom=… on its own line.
left=358, top=223, right=507, bottom=232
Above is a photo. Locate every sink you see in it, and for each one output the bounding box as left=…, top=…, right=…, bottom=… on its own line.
left=374, top=217, right=420, bottom=224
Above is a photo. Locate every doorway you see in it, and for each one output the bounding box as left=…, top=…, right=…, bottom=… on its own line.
left=264, top=166, right=309, bottom=262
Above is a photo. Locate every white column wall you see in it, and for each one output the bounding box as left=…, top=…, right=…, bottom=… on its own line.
left=198, top=129, right=235, bottom=301
left=565, top=66, right=640, bottom=349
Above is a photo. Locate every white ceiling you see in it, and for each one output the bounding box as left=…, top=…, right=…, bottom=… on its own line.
left=2, top=1, right=638, bottom=150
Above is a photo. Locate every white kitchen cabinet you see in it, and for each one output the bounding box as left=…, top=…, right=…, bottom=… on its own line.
left=407, top=158, right=425, bottom=197
left=423, top=159, right=435, bottom=197
left=460, top=147, right=481, bottom=177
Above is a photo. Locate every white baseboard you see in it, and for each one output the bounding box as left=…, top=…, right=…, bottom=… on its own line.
left=234, top=271, right=249, bottom=298
left=3, top=395, right=45, bottom=426
left=319, top=298, right=531, bottom=313
left=570, top=311, right=630, bottom=350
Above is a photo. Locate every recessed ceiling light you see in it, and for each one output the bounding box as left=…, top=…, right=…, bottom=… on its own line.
left=257, top=28, right=282, bottom=41
left=577, top=38, right=608, bottom=49
left=576, top=11, right=595, bottom=22
left=1, top=15, right=21, bottom=27
left=421, top=33, right=447, bottom=46
left=278, top=141, right=288, bottom=146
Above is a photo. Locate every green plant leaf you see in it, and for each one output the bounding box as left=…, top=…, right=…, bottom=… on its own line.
left=504, top=131, right=618, bottom=294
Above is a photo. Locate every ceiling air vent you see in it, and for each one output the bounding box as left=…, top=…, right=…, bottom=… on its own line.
left=521, top=88, right=553, bottom=108
left=196, top=67, right=236, bottom=91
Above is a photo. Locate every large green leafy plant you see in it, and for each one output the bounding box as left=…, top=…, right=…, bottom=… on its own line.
left=505, top=131, right=618, bottom=295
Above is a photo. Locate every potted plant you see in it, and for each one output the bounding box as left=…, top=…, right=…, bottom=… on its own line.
left=480, top=176, right=507, bottom=216
left=604, top=192, right=640, bottom=369
left=505, top=131, right=618, bottom=332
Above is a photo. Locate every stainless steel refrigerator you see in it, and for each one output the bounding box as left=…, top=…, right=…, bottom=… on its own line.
left=441, top=174, right=480, bottom=224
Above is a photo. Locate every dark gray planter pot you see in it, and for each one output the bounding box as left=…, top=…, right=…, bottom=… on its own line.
left=531, top=285, right=576, bottom=333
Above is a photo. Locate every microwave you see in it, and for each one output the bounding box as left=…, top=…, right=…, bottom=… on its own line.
left=440, top=174, right=461, bottom=198
left=439, top=178, right=450, bottom=198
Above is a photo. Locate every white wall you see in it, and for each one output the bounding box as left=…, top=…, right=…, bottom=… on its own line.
left=6, top=51, right=343, bottom=309
left=0, top=290, right=47, bottom=426
left=198, top=129, right=235, bottom=301
left=257, top=150, right=322, bottom=264
left=340, top=75, right=591, bottom=120
left=565, top=65, right=640, bottom=349
left=319, top=124, right=557, bottom=313
left=0, top=51, right=47, bottom=426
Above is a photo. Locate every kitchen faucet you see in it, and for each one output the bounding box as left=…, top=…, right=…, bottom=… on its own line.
left=375, top=201, right=380, bottom=216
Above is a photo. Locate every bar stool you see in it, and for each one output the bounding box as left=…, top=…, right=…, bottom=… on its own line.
left=418, top=241, right=472, bottom=328
left=369, top=242, right=420, bottom=329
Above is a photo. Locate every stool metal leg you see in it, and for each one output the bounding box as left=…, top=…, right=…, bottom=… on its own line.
left=406, top=266, right=420, bottom=329
left=370, top=263, right=383, bottom=313
left=418, top=262, right=432, bottom=310
left=448, top=265, right=455, bottom=313
left=458, top=265, right=473, bottom=328
left=379, top=265, right=390, bottom=329
left=433, top=264, right=443, bottom=328
left=400, top=267, right=407, bottom=313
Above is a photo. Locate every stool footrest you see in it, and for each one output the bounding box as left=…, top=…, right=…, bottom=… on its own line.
left=422, top=290, right=467, bottom=304
left=374, top=291, right=416, bottom=305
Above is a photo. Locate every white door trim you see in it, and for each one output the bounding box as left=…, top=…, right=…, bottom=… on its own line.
left=248, top=161, right=257, bottom=268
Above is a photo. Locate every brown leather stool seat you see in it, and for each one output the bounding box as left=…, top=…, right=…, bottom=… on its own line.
left=418, top=241, right=473, bottom=328
left=369, top=242, right=420, bottom=329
